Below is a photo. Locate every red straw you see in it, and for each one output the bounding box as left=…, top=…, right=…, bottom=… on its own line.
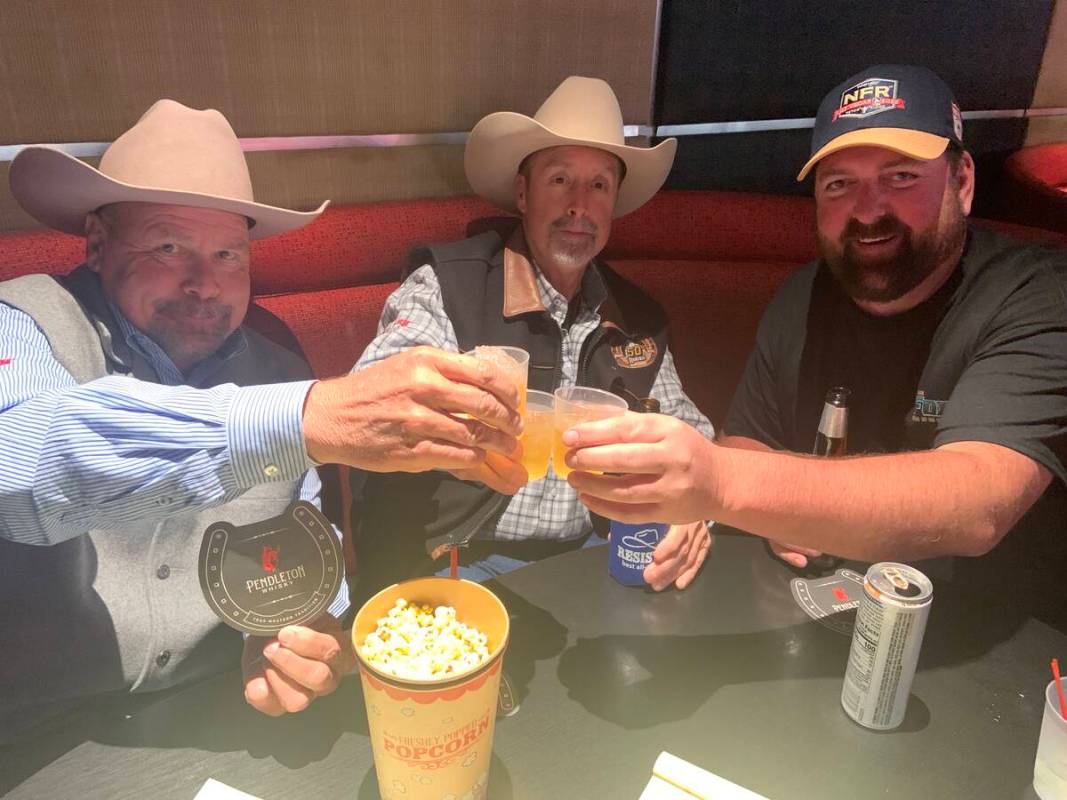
left=449, top=547, right=459, bottom=580
left=1052, top=659, right=1067, bottom=719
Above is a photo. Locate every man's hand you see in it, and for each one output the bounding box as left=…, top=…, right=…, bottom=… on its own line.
left=449, top=447, right=529, bottom=495
left=303, top=347, right=523, bottom=473
left=644, top=520, right=712, bottom=591
left=562, top=412, right=722, bottom=524
left=767, top=539, right=825, bottom=569
left=242, top=614, right=356, bottom=717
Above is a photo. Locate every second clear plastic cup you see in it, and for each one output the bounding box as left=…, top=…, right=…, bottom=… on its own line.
left=1034, top=678, right=1067, bottom=799
left=552, top=386, right=628, bottom=479
left=521, top=390, right=555, bottom=481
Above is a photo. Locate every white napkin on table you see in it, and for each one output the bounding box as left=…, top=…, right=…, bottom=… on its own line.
left=193, top=778, right=263, bottom=800
left=639, top=751, right=770, bottom=799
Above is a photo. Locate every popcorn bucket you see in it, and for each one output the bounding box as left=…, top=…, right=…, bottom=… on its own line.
left=353, top=577, right=510, bottom=800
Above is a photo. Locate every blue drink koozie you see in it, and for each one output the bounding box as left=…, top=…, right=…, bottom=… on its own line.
left=608, top=520, right=669, bottom=586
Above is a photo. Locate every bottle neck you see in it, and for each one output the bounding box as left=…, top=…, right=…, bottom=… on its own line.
left=817, top=404, right=848, bottom=440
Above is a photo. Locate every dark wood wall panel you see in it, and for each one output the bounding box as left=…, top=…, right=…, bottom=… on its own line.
left=0, top=0, right=661, bottom=232
left=0, top=0, right=659, bottom=143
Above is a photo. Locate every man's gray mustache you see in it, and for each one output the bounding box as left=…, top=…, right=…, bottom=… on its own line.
left=156, top=299, right=230, bottom=321
left=551, top=217, right=597, bottom=235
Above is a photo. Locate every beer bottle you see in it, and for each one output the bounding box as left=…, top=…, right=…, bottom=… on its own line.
left=813, top=386, right=850, bottom=457
left=805, top=386, right=850, bottom=573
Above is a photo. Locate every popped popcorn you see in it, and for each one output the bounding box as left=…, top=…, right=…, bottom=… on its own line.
left=360, top=598, right=491, bottom=680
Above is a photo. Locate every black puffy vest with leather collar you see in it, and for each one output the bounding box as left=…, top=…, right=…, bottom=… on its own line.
left=354, top=228, right=668, bottom=593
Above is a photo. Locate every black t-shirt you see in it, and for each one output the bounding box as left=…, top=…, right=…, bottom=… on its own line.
left=724, top=225, right=1067, bottom=629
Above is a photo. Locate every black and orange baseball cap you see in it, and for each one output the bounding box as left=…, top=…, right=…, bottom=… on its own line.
left=797, top=65, right=964, bottom=181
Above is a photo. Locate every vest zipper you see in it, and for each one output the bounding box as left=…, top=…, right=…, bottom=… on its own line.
left=553, top=317, right=564, bottom=389
left=577, top=325, right=610, bottom=385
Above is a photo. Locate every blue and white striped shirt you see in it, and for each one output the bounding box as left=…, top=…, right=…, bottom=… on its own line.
left=0, top=298, right=348, bottom=617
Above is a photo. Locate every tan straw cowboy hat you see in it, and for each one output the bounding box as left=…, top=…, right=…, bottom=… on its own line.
left=464, top=76, right=676, bottom=218
left=10, top=99, right=327, bottom=239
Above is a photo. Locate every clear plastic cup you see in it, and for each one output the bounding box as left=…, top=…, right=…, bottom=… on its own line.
left=469, top=345, right=529, bottom=418
left=552, top=386, right=628, bottom=479
left=521, top=389, right=554, bottom=481
left=1034, top=678, right=1067, bottom=799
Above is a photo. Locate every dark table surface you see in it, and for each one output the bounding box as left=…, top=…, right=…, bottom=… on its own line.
left=2, top=531, right=1059, bottom=799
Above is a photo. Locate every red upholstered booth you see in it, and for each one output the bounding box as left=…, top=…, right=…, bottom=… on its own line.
left=2, top=190, right=1064, bottom=566
left=1003, top=143, right=1067, bottom=234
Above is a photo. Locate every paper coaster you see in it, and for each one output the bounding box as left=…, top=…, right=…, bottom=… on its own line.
left=790, top=568, right=864, bottom=636
left=199, top=501, right=342, bottom=635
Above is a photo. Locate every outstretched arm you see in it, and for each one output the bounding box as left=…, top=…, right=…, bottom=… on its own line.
left=565, top=414, right=1051, bottom=562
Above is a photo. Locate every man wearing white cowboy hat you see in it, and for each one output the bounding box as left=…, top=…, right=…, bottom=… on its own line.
left=352, top=76, right=714, bottom=594
left=0, top=99, right=525, bottom=738
left=563, top=66, right=1067, bottom=631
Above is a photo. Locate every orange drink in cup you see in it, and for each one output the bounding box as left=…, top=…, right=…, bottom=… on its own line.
left=354, top=577, right=509, bottom=800
left=520, top=389, right=554, bottom=480
left=552, top=386, right=628, bottom=479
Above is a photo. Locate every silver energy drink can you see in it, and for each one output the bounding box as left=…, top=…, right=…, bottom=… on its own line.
left=841, top=562, right=933, bottom=730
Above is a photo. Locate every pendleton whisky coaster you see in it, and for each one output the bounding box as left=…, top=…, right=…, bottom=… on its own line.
left=198, top=501, right=343, bottom=635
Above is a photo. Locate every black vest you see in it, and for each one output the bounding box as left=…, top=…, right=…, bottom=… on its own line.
left=354, top=231, right=669, bottom=595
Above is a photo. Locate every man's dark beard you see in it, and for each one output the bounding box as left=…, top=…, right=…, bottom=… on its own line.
left=820, top=208, right=966, bottom=303
left=146, top=296, right=232, bottom=367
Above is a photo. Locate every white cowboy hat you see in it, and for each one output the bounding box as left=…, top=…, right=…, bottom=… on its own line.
left=464, top=76, right=676, bottom=218
left=10, top=99, right=327, bottom=239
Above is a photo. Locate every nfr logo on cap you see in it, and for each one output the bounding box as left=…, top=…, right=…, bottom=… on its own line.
left=797, top=64, right=965, bottom=181
left=833, top=78, right=904, bottom=121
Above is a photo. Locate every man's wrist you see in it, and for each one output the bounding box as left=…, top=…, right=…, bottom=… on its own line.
left=704, top=440, right=738, bottom=519
left=228, top=380, right=317, bottom=488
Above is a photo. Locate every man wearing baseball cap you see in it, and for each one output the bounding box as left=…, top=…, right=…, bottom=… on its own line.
left=351, top=76, right=713, bottom=594
left=0, top=100, right=525, bottom=738
left=562, top=65, right=1067, bottom=630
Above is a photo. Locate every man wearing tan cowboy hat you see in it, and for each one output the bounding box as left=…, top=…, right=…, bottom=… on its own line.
left=0, top=99, right=525, bottom=739
left=563, top=65, right=1067, bottom=631
left=351, top=76, right=714, bottom=594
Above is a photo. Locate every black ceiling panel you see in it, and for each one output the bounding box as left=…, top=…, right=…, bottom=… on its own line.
left=663, top=128, right=814, bottom=196
left=657, top=0, right=1055, bottom=124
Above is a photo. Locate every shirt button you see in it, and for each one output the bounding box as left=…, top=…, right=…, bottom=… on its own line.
left=156, top=564, right=170, bottom=580
left=155, top=496, right=171, bottom=506
left=263, top=464, right=280, bottom=478
left=156, top=650, right=171, bottom=668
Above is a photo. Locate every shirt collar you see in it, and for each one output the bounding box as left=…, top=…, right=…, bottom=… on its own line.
left=106, top=297, right=247, bottom=386
left=501, top=226, right=610, bottom=320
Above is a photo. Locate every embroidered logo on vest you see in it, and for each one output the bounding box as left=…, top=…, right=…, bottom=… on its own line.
left=611, top=337, right=658, bottom=369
